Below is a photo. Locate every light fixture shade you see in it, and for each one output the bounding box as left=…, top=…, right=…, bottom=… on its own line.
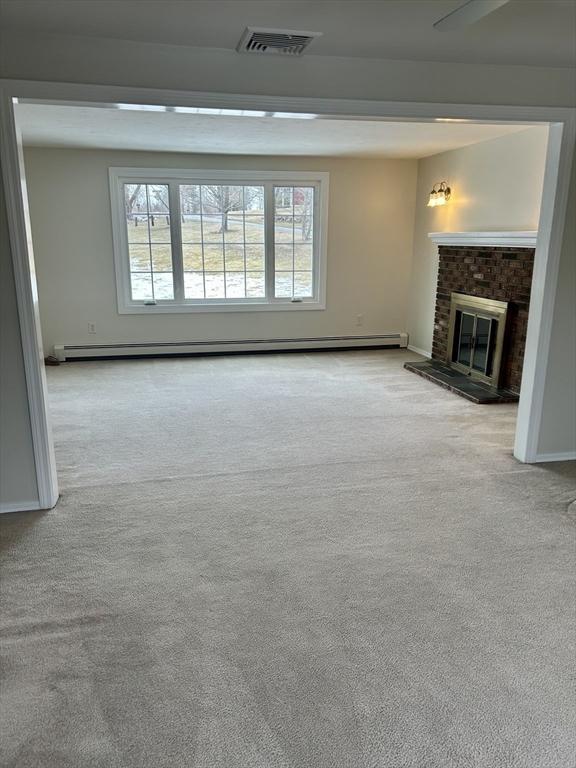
left=427, top=182, right=450, bottom=208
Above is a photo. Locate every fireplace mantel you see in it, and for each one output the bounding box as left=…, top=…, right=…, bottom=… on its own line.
left=428, top=231, right=537, bottom=248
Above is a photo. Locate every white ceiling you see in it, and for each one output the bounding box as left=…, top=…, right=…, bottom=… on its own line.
left=0, top=0, right=574, bottom=68
left=15, top=104, right=534, bottom=159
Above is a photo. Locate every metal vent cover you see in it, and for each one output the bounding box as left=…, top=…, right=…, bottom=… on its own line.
left=237, top=27, right=322, bottom=56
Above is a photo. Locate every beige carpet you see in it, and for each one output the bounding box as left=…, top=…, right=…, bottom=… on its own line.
left=1, top=350, right=575, bottom=767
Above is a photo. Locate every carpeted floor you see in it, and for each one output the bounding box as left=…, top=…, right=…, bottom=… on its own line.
left=1, top=350, right=575, bottom=768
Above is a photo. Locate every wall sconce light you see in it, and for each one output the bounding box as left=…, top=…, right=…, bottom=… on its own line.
left=427, top=181, right=451, bottom=207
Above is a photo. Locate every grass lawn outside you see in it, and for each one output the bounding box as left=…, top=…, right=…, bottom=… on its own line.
left=126, top=211, right=314, bottom=300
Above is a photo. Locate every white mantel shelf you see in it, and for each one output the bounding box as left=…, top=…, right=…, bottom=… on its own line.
left=428, top=231, right=538, bottom=247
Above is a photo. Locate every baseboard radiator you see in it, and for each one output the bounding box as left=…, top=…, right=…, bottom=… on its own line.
left=54, top=333, right=408, bottom=361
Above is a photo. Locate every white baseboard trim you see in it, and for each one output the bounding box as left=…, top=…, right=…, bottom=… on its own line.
left=0, top=500, right=42, bottom=514
left=531, top=451, right=576, bottom=463
left=407, top=344, right=431, bottom=358
left=54, top=333, right=408, bottom=361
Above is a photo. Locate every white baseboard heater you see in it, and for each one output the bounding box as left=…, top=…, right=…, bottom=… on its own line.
left=54, top=333, right=408, bottom=361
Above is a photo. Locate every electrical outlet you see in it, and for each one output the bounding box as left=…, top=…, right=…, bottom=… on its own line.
left=355, top=314, right=364, bottom=327
left=88, top=322, right=96, bottom=334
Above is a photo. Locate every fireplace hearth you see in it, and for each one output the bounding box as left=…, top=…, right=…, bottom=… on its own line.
left=403, top=359, right=519, bottom=403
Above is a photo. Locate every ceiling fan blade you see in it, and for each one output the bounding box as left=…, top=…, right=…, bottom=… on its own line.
left=434, top=0, right=510, bottom=30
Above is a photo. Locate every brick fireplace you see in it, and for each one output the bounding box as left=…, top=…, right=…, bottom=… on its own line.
left=433, top=244, right=534, bottom=392
left=405, top=232, right=537, bottom=403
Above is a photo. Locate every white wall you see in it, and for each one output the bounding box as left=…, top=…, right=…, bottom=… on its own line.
left=407, top=127, right=549, bottom=355
left=0, top=169, right=39, bottom=511
left=1, top=33, right=575, bottom=108
left=536, top=151, right=576, bottom=459
left=23, top=148, right=418, bottom=354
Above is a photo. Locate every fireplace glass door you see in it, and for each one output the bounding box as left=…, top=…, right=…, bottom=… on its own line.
left=453, top=311, right=497, bottom=379
left=447, top=293, right=509, bottom=387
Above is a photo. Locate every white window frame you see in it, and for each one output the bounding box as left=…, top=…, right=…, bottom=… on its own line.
left=109, top=167, right=329, bottom=313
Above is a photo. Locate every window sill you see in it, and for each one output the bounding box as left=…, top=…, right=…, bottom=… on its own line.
left=117, top=300, right=326, bottom=314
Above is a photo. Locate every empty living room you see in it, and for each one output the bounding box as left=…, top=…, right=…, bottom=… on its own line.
left=0, top=1, right=575, bottom=766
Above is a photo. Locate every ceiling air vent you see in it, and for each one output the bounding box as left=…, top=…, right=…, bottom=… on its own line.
left=237, top=27, right=322, bottom=56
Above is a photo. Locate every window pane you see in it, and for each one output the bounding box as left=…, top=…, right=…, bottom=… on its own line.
left=274, top=186, right=294, bottom=242
left=182, top=244, right=203, bottom=271
left=177, top=184, right=269, bottom=304
left=275, top=244, right=293, bottom=271
left=180, top=184, right=202, bottom=242
left=246, top=186, right=264, bottom=210
left=126, top=213, right=151, bottom=243
left=223, top=223, right=244, bottom=243
left=119, top=178, right=321, bottom=307
left=226, top=272, right=246, bottom=298
left=294, top=187, right=314, bottom=243
left=273, top=185, right=315, bottom=298
left=201, top=214, right=221, bottom=241
left=204, top=244, right=224, bottom=271
left=245, top=217, right=265, bottom=242
left=131, top=272, right=153, bottom=301
left=180, top=185, right=200, bottom=216
left=275, top=219, right=294, bottom=243
left=244, top=186, right=265, bottom=240
left=225, top=244, right=245, bottom=271
left=147, top=184, right=170, bottom=213
left=294, top=272, right=313, bottom=298
left=151, top=244, right=173, bottom=272
left=184, top=272, right=205, bottom=299
left=124, top=184, right=147, bottom=215
left=275, top=186, right=293, bottom=210
left=275, top=272, right=293, bottom=298
left=246, top=272, right=265, bottom=298
left=181, top=215, right=203, bottom=241
left=129, top=244, right=150, bottom=271
left=148, top=215, right=171, bottom=243
left=153, top=273, right=174, bottom=300
left=124, top=180, right=173, bottom=304
left=294, top=243, right=313, bottom=271
left=222, top=186, right=244, bottom=243
left=246, top=244, right=264, bottom=271
left=205, top=272, right=225, bottom=298
left=201, top=185, right=228, bottom=240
